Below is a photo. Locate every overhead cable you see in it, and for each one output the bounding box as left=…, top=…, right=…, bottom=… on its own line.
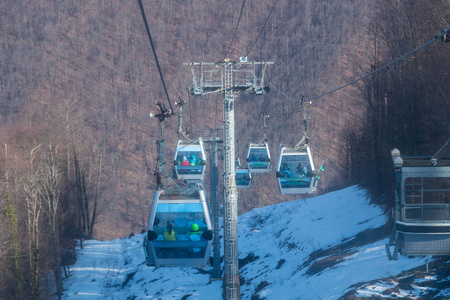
left=224, top=0, right=247, bottom=59
left=138, top=0, right=174, bottom=114
left=269, top=84, right=299, bottom=103
left=272, top=26, right=450, bottom=104
left=244, top=0, right=278, bottom=58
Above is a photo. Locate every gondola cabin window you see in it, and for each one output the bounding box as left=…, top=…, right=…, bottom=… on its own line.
left=175, top=150, right=204, bottom=174
left=173, top=140, right=207, bottom=181
left=236, top=169, right=251, bottom=188
left=249, top=149, right=268, bottom=160
left=248, top=148, right=269, bottom=167
left=247, top=143, right=271, bottom=173
left=152, top=203, right=207, bottom=258
left=403, top=176, right=450, bottom=222
left=279, top=154, right=313, bottom=188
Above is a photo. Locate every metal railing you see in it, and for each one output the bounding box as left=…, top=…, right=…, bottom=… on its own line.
left=403, top=203, right=450, bottom=222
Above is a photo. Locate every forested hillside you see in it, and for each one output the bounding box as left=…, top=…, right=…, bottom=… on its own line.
left=0, top=0, right=449, bottom=298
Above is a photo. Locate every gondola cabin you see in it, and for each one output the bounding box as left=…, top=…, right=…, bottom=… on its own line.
left=247, top=143, right=271, bottom=173
left=276, top=144, right=316, bottom=195
left=236, top=168, right=251, bottom=189
left=386, top=148, right=450, bottom=260
left=174, top=139, right=207, bottom=181
left=143, top=187, right=213, bottom=268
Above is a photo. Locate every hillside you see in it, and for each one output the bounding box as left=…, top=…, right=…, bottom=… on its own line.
left=61, top=186, right=450, bottom=299
left=1, top=0, right=449, bottom=240
left=0, top=0, right=378, bottom=239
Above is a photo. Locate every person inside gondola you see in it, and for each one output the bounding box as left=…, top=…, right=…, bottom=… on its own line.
left=187, top=223, right=202, bottom=240
left=187, top=223, right=202, bottom=254
left=163, top=222, right=177, bottom=241
left=181, top=156, right=190, bottom=166
left=297, top=163, right=308, bottom=177
left=281, top=163, right=292, bottom=177
left=189, top=154, right=197, bottom=166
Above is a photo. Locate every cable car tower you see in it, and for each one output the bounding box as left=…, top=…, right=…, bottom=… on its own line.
left=185, top=59, right=272, bottom=300
left=386, top=137, right=450, bottom=260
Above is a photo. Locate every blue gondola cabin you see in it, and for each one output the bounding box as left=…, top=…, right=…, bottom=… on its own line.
left=143, top=187, right=213, bottom=268
left=276, top=144, right=317, bottom=195
left=174, top=139, right=207, bottom=181
left=247, top=142, right=271, bottom=173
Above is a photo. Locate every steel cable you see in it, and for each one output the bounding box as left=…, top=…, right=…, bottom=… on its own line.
left=138, top=0, right=174, bottom=114
left=271, top=27, right=450, bottom=104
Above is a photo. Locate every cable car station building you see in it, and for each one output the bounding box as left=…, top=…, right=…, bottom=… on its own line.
left=386, top=147, right=450, bottom=260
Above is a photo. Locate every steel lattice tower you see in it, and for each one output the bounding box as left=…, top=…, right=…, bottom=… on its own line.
left=185, top=59, right=272, bottom=300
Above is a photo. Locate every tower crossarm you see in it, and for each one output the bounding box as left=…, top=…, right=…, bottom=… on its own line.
left=184, top=61, right=273, bottom=96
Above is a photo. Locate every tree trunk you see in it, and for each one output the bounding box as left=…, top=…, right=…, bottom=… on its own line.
left=89, top=152, right=102, bottom=237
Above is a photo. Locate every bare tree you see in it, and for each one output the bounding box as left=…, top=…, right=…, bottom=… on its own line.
left=73, top=146, right=103, bottom=243
left=1, top=143, right=25, bottom=299
left=23, top=144, right=44, bottom=300
left=2, top=191, right=25, bottom=299
left=40, top=144, right=64, bottom=299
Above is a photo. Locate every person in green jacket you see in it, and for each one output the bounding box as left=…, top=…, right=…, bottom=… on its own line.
left=187, top=223, right=202, bottom=254
left=188, top=223, right=202, bottom=237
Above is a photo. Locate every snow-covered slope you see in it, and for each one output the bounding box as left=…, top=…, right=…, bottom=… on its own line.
left=62, top=186, right=449, bottom=299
